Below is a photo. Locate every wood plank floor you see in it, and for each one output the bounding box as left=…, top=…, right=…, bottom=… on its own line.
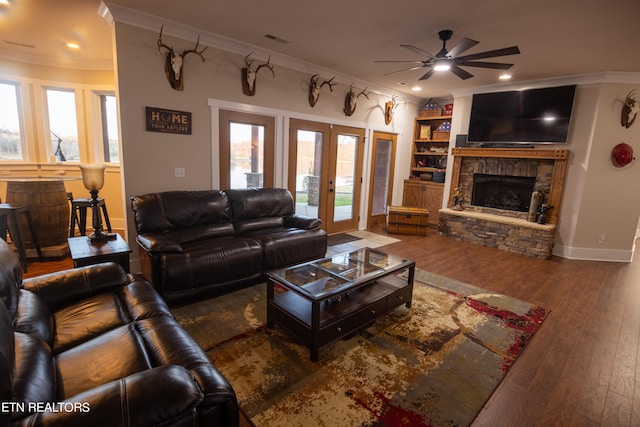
left=22, top=226, right=640, bottom=427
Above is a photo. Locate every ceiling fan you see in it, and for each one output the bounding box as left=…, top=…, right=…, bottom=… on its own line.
left=376, top=29, right=520, bottom=81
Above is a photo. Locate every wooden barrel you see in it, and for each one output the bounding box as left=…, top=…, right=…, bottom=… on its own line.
left=6, top=180, right=70, bottom=248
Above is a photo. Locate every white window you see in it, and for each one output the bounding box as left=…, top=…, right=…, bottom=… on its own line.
left=0, top=82, right=24, bottom=161
left=100, top=94, right=119, bottom=163
left=45, top=88, right=79, bottom=162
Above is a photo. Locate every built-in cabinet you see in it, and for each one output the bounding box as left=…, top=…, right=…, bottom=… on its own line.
left=409, top=115, right=452, bottom=179
left=403, top=112, right=452, bottom=226
left=402, top=179, right=444, bottom=226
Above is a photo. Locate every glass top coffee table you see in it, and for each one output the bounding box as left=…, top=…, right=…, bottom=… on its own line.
left=266, top=247, right=415, bottom=361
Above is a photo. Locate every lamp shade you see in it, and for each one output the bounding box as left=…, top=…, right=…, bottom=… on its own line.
left=79, top=164, right=106, bottom=191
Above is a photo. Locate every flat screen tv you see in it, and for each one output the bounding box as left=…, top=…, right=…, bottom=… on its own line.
left=467, top=85, right=576, bottom=145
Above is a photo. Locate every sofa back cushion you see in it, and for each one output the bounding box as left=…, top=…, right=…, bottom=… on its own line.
left=0, top=239, right=22, bottom=321
left=226, top=188, right=294, bottom=234
left=131, top=191, right=234, bottom=238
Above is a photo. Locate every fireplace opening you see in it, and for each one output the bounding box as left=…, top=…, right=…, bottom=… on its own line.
left=472, top=174, right=536, bottom=212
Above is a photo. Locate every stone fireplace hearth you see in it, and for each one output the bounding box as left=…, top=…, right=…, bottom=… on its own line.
left=439, top=147, right=569, bottom=259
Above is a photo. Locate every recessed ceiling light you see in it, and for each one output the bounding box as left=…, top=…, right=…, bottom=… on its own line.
left=499, top=73, right=512, bottom=80
left=67, top=42, right=80, bottom=49
left=411, top=86, right=422, bottom=91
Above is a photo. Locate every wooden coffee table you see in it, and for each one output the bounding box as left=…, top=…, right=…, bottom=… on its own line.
left=266, top=247, right=415, bottom=361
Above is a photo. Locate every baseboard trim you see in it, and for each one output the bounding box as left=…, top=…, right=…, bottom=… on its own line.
left=553, top=244, right=634, bottom=262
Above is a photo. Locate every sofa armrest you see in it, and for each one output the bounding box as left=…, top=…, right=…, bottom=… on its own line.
left=284, top=214, right=322, bottom=230
left=17, top=365, right=206, bottom=427
left=137, top=233, right=183, bottom=252
left=21, top=262, right=130, bottom=311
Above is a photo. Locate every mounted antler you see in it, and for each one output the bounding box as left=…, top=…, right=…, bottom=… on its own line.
left=308, top=75, right=336, bottom=107
left=242, top=53, right=275, bottom=96
left=157, top=25, right=208, bottom=91
left=384, top=95, right=400, bottom=125
left=343, top=83, right=370, bottom=116
left=621, top=89, right=638, bottom=128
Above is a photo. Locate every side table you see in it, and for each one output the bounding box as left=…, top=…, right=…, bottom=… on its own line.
left=68, top=233, right=132, bottom=272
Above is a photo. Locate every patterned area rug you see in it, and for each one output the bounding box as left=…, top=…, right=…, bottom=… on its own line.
left=173, top=269, right=549, bottom=427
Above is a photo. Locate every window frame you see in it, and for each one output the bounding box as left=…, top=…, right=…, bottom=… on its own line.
left=0, top=80, right=28, bottom=163
left=90, top=90, right=120, bottom=164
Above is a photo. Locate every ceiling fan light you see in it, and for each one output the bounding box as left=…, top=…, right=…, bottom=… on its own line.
left=433, top=60, right=451, bottom=71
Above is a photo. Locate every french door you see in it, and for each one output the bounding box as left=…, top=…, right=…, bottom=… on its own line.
left=367, top=131, right=397, bottom=227
left=218, top=109, right=275, bottom=189
left=288, top=119, right=365, bottom=234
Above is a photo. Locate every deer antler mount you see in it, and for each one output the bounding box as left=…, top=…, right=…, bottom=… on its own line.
left=242, top=53, right=275, bottom=96
left=621, top=89, right=638, bottom=128
left=343, top=83, right=369, bottom=116
left=308, top=75, right=336, bottom=107
left=384, top=95, right=400, bottom=125
left=157, top=25, right=208, bottom=91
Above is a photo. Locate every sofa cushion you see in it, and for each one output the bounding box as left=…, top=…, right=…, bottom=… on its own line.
left=244, top=228, right=328, bottom=268
left=12, top=332, right=55, bottom=419
left=51, top=281, right=174, bottom=354
left=14, top=289, right=53, bottom=345
left=55, top=324, right=154, bottom=399
left=160, top=237, right=263, bottom=302
left=227, top=187, right=294, bottom=219
left=131, top=190, right=232, bottom=234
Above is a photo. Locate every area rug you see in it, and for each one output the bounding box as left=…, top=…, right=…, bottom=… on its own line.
left=327, top=232, right=362, bottom=246
left=172, top=269, right=549, bottom=427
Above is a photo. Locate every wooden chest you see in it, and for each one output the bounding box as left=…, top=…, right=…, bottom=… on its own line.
left=386, top=206, right=429, bottom=236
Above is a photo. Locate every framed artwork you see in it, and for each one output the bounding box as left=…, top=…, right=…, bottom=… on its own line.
left=419, top=125, right=431, bottom=140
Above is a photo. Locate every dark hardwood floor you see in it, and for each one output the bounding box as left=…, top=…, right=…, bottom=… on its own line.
left=22, top=226, right=640, bottom=427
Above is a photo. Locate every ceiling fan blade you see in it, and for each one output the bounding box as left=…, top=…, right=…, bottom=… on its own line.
left=374, top=60, right=424, bottom=63
left=446, top=37, right=479, bottom=58
left=450, top=65, right=474, bottom=80
left=401, top=44, right=435, bottom=59
left=457, top=60, right=514, bottom=70
left=383, top=65, right=426, bottom=76
left=418, top=68, right=435, bottom=81
left=457, top=46, right=520, bottom=61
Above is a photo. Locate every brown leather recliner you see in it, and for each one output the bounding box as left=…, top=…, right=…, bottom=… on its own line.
left=131, top=187, right=327, bottom=305
left=0, top=239, right=239, bottom=426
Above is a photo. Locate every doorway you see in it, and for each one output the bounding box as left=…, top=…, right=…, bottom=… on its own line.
left=367, top=131, right=397, bottom=227
left=288, top=119, right=365, bottom=234
left=219, top=109, right=275, bottom=189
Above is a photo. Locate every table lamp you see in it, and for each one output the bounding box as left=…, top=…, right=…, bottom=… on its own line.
left=79, top=164, right=116, bottom=242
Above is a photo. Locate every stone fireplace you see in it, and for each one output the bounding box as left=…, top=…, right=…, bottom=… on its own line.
left=439, top=147, right=569, bottom=258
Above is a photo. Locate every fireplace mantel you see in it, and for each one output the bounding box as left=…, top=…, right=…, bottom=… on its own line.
left=451, top=147, right=569, bottom=160
left=448, top=147, right=569, bottom=225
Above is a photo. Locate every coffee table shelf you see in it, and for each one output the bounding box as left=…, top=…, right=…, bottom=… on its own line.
left=266, top=248, right=415, bottom=361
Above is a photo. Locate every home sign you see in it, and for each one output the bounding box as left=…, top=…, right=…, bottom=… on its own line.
left=145, top=106, right=192, bottom=135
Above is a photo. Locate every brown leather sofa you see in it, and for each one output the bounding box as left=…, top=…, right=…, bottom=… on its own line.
left=131, top=187, right=327, bottom=305
left=0, top=239, right=238, bottom=427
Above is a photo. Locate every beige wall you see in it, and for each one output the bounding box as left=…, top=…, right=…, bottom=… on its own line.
left=112, top=22, right=419, bottom=270
left=449, top=79, right=640, bottom=261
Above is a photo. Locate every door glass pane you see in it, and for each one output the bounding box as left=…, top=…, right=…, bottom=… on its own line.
left=229, top=122, right=264, bottom=189
left=334, top=134, right=358, bottom=221
left=46, top=88, right=79, bottom=162
left=371, top=138, right=393, bottom=215
left=295, top=130, right=322, bottom=217
left=0, top=82, right=23, bottom=161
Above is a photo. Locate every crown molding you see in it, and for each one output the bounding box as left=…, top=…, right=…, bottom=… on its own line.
left=102, top=1, right=424, bottom=105
left=450, top=71, right=640, bottom=97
